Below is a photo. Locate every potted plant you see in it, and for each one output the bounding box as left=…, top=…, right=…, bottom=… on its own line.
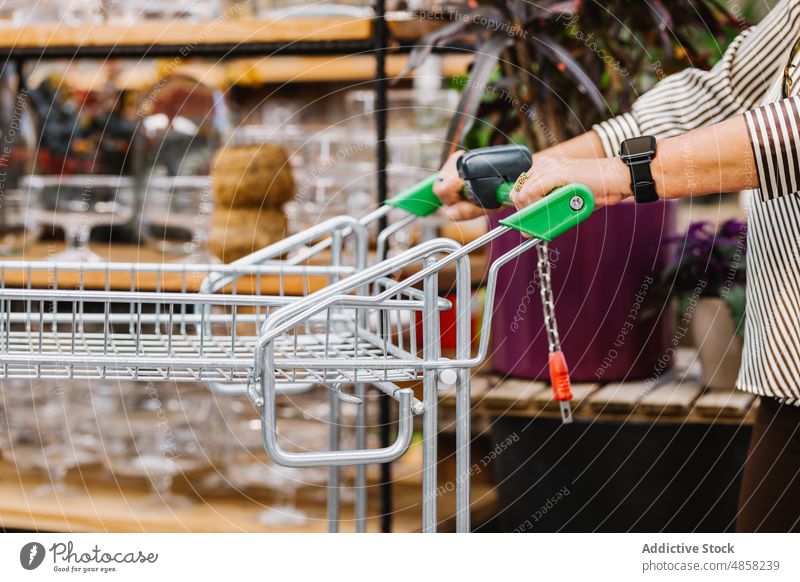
left=662, top=220, right=747, bottom=389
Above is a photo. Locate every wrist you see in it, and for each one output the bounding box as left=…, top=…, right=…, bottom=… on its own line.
left=610, top=156, right=634, bottom=200
left=618, top=135, right=659, bottom=203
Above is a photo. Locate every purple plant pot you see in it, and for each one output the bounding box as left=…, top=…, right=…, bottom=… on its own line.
left=488, top=200, right=676, bottom=382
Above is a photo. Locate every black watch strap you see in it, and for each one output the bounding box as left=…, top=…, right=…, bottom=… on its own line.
left=619, top=136, right=659, bottom=203
left=629, top=160, right=659, bottom=203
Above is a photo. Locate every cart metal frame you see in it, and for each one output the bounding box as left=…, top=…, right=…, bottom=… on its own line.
left=0, top=184, right=593, bottom=533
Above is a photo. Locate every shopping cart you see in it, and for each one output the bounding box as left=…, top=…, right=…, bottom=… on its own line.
left=0, top=165, right=450, bottom=524
left=0, top=145, right=592, bottom=532
left=253, top=178, right=594, bottom=532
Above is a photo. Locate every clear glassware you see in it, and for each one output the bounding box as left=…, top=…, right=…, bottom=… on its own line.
left=345, top=88, right=459, bottom=133
left=142, top=175, right=214, bottom=260
left=0, top=379, right=98, bottom=496
left=257, top=1, right=373, bottom=18
left=232, top=123, right=326, bottom=170
left=0, top=190, right=40, bottom=256
left=20, top=175, right=135, bottom=262
left=210, top=396, right=328, bottom=527
left=93, top=382, right=212, bottom=506
left=61, top=1, right=106, bottom=25
left=288, top=161, right=375, bottom=235
left=0, top=1, right=58, bottom=24
left=105, top=0, right=219, bottom=23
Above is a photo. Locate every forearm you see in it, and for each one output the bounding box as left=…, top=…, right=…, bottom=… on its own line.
left=514, top=113, right=763, bottom=208
left=652, top=115, right=758, bottom=200
left=535, top=116, right=758, bottom=200
left=537, top=131, right=606, bottom=160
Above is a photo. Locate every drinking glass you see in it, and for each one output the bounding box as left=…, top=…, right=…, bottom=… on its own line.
left=93, top=382, right=212, bottom=506
left=106, top=0, right=219, bottom=23
left=21, top=175, right=135, bottom=262
left=142, top=175, right=214, bottom=260
left=0, top=379, right=98, bottom=496
left=0, top=189, right=40, bottom=256
left=210, top=396, right=328, bottom=527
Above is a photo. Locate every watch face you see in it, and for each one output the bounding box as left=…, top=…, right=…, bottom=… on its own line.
left=620, top=136, right=656, bottom=159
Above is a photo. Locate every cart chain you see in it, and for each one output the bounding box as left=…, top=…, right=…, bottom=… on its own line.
left=536, top=243, right=560, bottom=353
left=536, top=242, right=573, bottom=423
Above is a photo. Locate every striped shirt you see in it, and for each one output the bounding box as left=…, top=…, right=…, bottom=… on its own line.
left=592, top=0, right=800, bottom=403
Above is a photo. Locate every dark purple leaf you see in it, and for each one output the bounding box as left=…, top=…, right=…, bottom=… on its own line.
left=394, top=6, right=506, bottom=82
left=646, top=0, right=674, bottom=53
left=441, top=34, right=510, bottom=163
left=529, top=33, right=606, bottom=113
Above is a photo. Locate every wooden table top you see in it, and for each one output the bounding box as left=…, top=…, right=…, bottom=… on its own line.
left=0, top=457, right=497, bottom=533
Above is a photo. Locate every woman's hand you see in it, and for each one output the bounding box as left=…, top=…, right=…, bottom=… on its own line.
left=433, top=150, right=492, bottom=221
left=512, top=155, right=633, bottom=210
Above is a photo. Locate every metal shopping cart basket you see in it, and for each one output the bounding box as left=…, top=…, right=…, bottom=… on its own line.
left=0, top=169, right=444, bottom=531
left=0, top=145, right=592, bottom=532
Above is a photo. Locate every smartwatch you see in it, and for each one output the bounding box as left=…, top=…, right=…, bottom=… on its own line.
left=619, top=136, right=659, bottom=203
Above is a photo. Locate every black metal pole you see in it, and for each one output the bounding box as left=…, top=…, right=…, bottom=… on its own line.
left=374, top=0, right=393, bottom=534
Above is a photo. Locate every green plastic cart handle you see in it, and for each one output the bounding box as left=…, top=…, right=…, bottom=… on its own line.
left=384, top=174, right=529, bottom=216
left=500, top=183, right=594, bottom=241
left=384, top=174, right=594, bottom=241
left=496, top=182, right=514, bottom=206
left=385, top=174, right=442, bottom=217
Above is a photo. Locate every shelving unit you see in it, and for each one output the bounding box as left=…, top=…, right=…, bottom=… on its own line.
left=0, top=13, right=448, bottom=59
left=0, top=17, right=374, bottom=58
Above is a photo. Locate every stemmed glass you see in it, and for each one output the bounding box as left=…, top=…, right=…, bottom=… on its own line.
left=142, top=175, right=214, bottom=262
left=0, top=190, right=41, bottom=256
left=0, top=379, right=98, bottom=496
left=21, top=175, right=135, bottom=262
left=93, top=381, right=211, bottom=507
left=211, top=395, right=333, bottom=527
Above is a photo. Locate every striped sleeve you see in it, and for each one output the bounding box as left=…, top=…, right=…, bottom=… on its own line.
left=592, top=0, right=800, bottom=157
left=743, top=97, right=800, bottom=200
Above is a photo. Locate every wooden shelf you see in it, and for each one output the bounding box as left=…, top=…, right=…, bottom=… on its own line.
left=0, top=13, right=455, bottom=59
left=0, top=243, right=328, bottom=294
left=0, top=461, right=496, bottom=533
left=3, top=240, right=487, bottom=292
left=0, top=17, right=373, bottom=55
left=226, top=53, right=473, bottom=85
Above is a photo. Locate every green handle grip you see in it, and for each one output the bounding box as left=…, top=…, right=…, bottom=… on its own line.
left=495, top=182, right=514, bottom=206
left=384, top=174, right=442, bottom=217
left=499, top=183, right=594, bottom=241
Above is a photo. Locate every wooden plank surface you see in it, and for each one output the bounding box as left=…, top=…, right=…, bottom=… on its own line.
left=439, top=374, right=491, bottom=405
left=0, top=12, right=454, bottom=52
left=0, top=243, right=327, bottom=294
left=694, top=389, right=756, bottom=419
left=481, top=378, right=547, bottom=410
left=588, top=380, right=652, bottom=414
left=638, top=380, right=704, bottom=416
left=462, top=372, right=757, bottom=426
left=0, top=462, right=496, bottom=533
left=2, top=242, right=487, bottom=293
left=0, top=17, right=372, bottom=50
left=227, top=53, right=473, bottom=85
